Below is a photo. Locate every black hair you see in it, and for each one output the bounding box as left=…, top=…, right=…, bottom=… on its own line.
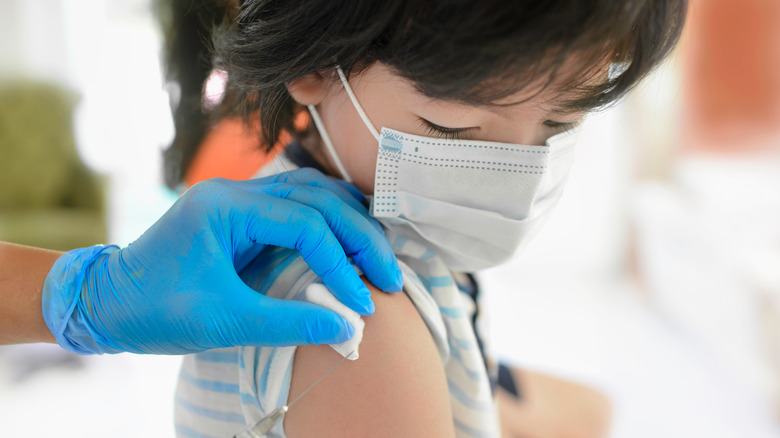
left=156, top=0, right=235, bottom=188
left=161, top=0, right=687, bottom=187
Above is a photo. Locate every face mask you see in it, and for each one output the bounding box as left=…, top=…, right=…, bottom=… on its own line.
left=307, top=67, right=581, bottom=271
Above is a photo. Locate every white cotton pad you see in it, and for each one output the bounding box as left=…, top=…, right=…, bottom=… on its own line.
left=300, top=283, right=364, bottom=360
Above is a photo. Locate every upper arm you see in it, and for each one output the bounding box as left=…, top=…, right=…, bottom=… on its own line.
left=284, top=278, right=455, bottom=438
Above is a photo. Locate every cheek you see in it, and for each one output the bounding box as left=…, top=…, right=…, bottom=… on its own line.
left=326, top=106, right=380, bottom=195
left=342, top=138, right=379, bottom=195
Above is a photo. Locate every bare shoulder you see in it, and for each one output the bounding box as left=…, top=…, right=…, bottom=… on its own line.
left=284, top=278, right=455, bottom=438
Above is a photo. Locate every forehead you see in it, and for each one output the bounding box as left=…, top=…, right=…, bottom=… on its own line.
left=402, top=54, right=610, bottom=116
left=480, top=96, right=582, bottom=119
left=485, top=54, right=613, bottom=112
left=349, top=58, right=607, bottom=117
left=425, top=71, right=602, bottom=120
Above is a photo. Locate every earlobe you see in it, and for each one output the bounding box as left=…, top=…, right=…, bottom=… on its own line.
left=286, top=72, right=330, bottom=106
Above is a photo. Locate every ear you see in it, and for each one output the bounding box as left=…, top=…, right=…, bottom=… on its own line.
left=286, top=72, right=330, bottom=106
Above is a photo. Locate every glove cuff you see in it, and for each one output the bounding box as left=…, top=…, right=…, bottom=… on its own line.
left=42, top=244, right=121, bottom=355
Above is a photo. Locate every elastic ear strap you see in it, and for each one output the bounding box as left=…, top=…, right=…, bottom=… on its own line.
left=307, top=104, right=353, bottom=183
left=336, top=66, right=380, bottom=140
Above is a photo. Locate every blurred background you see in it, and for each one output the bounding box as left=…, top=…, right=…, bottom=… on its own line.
left=0, top=0, right=778, bottom=437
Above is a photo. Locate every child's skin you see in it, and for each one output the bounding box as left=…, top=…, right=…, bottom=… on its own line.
left=282, top=58, right=607, bottom=437
left=286, top=281, right=455, bottom=437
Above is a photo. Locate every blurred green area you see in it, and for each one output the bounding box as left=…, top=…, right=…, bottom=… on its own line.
left=0, top=80, right=106, bottom=250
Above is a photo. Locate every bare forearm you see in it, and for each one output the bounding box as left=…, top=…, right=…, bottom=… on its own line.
left=0, top=242, right=62, bottom=345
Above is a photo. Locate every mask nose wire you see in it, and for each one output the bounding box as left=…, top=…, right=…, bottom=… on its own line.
left=336, top=66, right=380, bottom=140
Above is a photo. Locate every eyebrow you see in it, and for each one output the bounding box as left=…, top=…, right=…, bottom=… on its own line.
left=545, top=105, right=588, bottom=116
left=481, top=101, right=585, bottom=121
left=482, top=105, right=514, bottom=118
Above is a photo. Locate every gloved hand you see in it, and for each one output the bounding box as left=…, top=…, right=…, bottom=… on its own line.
left=42, top=168, right=403, bottom=355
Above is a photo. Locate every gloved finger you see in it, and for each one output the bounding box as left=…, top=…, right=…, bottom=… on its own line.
left=290, top=171, right=387, bottom=236
left=328, top=177, right=385, bottom=235
left=258, top=168, right=368, bottom=213
left=270, top=184, right=402, bottom=294
left=329, top=177, right=365, bottom=202
left=227, top=286, right=356, bottom=347
left=241, top=169, right=384, bottom=235
left=229, top=192, right=375, bottom=315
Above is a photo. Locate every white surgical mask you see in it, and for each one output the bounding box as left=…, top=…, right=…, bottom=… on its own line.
left=308, top=67, right=581, bottom=271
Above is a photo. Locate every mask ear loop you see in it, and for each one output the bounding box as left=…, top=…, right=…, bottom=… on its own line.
left=306, top=66, right=381, bottom=184
left=307, top=104, right=353, bottom=183
left=335, top=66, right=380, bottom=140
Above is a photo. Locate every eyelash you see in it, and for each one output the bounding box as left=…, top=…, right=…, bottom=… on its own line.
left=417, top=118, right=471, bottom=140
left=418, top=118, right=580, bottom=139
left=543, top=120, right=581, bottom=132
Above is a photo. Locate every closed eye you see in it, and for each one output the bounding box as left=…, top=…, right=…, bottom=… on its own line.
left=417, top=118, right=476, bottom=140
left=543, top=119, right=582, bottom=133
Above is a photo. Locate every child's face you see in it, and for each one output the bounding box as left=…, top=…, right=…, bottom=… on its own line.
left=288, top=62, right=590, bottom=194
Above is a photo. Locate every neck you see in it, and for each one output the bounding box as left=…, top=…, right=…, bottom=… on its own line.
left=295, top=119, right=344, bottom=179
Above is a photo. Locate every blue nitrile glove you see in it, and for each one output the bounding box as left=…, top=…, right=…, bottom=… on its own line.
left=41, top=168, right=403, bottom=355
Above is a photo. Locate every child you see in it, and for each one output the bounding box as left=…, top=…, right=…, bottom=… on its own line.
left=172, top=1, right=687, bottom=436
